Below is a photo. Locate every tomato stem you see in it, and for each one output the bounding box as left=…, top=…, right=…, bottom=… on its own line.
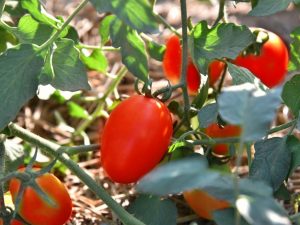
left=0, top=136, right=6, bottom=212
left=7, top=123, right=146, bottom=225
left=39, top=0, right=89, bottom=51
left=212, top=0, right=226, bottom=27
left=180, top=0, right=191, bottom=126
left=74, top=66, right=127, bottom=136
left=216, top=63, right=228, bottom=94
left=155, top=14, right=181, bottom=36
left=64, top=144, right=99, bottom=156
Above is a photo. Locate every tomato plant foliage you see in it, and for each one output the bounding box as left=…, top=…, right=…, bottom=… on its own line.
left=0, top=0, right=300, bottom=225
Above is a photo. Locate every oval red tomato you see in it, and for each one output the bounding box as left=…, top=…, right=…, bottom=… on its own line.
left=9, top=169, right=72, bottom=225
left=162, top=35, right=225, bottom=94
left=184, top=189, right=230, bottom=220
left=233, top=28, right=289, bottom=88
left=205, top=123, right=241, bottom=155
left=101, top=95, right=173, bottom=184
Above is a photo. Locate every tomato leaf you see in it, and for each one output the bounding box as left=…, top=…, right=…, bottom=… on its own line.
left=137, top=156, right=273, bottom=202
left=289, top=27, right=300, bottom=72
left=282, top=74, right=300, bottom=116
left=40, top=38, right=91, bottom=91
left=80, top=49, right=108, bottom=73
left=236, top=195, right=291, bottom=225
left=0, top=27, right=18, bottom=53
left=213, top=208, right=250, bottom=225
left=127, top=195, right=177, bottom=225
left=287, top=135, right=300, bottom=176
left=110, top=18, right=149, bottom=83
left=218, top=84, right=282, bottom=141
left=190, top=22, right=254, bottom=72
left=99, top=15, right=115, bottom=46
left=249, top=137, right=291, bottom=191
left=197, top=103, right=218, bottom=128
left=21, top=0, right=58, bottom=27
left=67, top=101, right=90, bottom=119
left=227, top=62, right=262, bottom=87
left=249, top=0, right=292, bottom=16
left=0, top=44, right=43, bottom=131
left=147, top=40, right=166, bottom=62
left=89, top=0, right=158, bottom=33
left=16, top=14, right=54, bottom=45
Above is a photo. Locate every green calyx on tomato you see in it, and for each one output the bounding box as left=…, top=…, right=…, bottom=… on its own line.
left=9, top=168, right=72, bottom=225
left=233, top=28, right=289, bottom=88
left=205, top=123, right=241, bottom=156
left=162, top=35, right=225, bottom=94
left=100, top=95, right=173, bottom=184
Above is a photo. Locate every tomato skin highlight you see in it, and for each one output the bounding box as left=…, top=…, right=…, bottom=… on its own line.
left=101, top=95, right=173, bottom=184
left=9, top=170, right=72, bottom=225
left=205, top=123, right=241, bottom=155
left=233, top=28, right=289, bottom=88
left=183, top=189, right=230, bottom=220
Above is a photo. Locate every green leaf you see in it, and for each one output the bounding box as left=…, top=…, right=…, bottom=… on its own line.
left=282, top=75, right=300, bottom=116
left=249, top=137, right=291, bottom=191
left=41, top=39, right=91, bottom=91
left=16, top=14, right=54, bottom=45
left=214, top=208, right=250, bottom=225
left=21, top=0, right=58, bottom=27
left=249, top=0, right=292, bottom=16
left=147, top=40, right=166, bottom=61
left=110, top=19, right=149, bottom=83
left=67, top=101, right=90, bottom=119
left=227, top=62, right=257, bottom=86
left=287, top=135, right=300, bottom=176
left=236, top=195, right=291, bottom=225
left=0, top=44, right=43, bottom=130
left=127, top=195, right=177, bottom=225
left=80, top=49, right=108, bottom=73
left=99, top=15, right=116, bottom=45
left=89, top=0, right=158, bottom=33
left=190, top=22, right=254, bottom=72
left=289, top=27, right=300, bottom=72
left=218, top=84, right=282, bottom=141
left=197, top=103, right=218, bottom=128
left=0, top=27, right=18, bottom=53
left=295, top=0, right=300, bottom=4
left=137, top=155, right=273, bottom=202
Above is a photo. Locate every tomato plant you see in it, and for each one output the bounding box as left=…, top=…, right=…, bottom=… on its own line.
left=9, top=169, right=72, bottom=225
left=183, top=189, right=230, bottom=220
left=205, top=123, right=241, bottom=155
left=233, top=28, right=289, bottom=88
left=101, top=95, right=173, bottom=184
left=162, top=35, right=225, bottom=94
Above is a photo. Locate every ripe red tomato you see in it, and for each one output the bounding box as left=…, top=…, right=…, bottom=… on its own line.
left=205, top=123, right=241, bottom=155
left=9, top=169, right=72, bottom=225
left=101, top=95, right=173, bottom=184
left=184, top=189, right=230, bottom=220
left=162, top=35, right=225, bottom=94
left=233, top=28, right=289, bottom=88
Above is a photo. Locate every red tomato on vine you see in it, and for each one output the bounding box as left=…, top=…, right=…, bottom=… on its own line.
left=101, top=95, right=173, bottom=184
left=184, top=189, right=230, bottom=220
left=162, top=35, right=225, bottom=94
left=233, top=28, right=289, bottom=88
left=9, top=169, right=72, bottom=225
left=205, top=123, right=241, bottom=155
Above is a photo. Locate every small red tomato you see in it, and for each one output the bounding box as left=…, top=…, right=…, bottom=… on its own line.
left=208, top=60, right=226, bottom=86
left=101, top=95, right=173, bottom=184
left=233, top=28, right=289, bottom=88
left=205, top=123, right=241, bottom=155
left=184, top=189, right=230, bottom=220
left=9, top=169, right=72, bottom=225
left=163, top=35, right=225, bottom=93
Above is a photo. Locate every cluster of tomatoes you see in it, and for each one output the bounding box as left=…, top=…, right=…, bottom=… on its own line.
left=100, top=27, right=289, bottom=221
left=2, top=168, right=72, bottom=225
